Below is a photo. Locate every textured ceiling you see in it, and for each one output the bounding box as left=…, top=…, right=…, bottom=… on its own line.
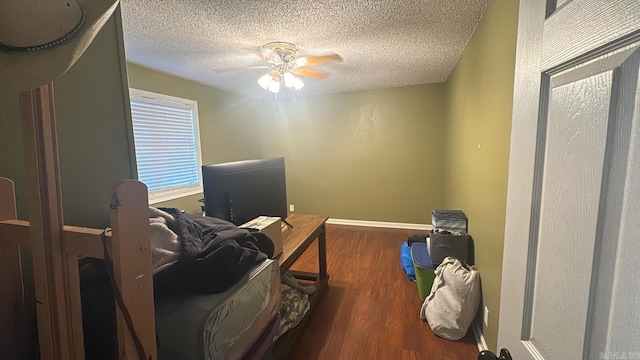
left=120, top=0, right=490, bottom=99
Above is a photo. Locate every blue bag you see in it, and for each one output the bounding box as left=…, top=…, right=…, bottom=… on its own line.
left=400, top=241, right=415, bottom=281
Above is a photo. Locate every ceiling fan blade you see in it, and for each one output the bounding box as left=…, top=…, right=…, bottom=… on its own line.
left=291, top=67, right=330, bottom=80
left=296, top=53, right=343, bottom=67
left=214, top=65, right=270, bottom=73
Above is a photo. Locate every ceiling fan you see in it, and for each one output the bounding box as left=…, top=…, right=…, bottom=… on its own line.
left=216, top=42, right=343, bottom=94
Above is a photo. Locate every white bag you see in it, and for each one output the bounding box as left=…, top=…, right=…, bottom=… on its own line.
left=420, top=257, right=481, bottom=340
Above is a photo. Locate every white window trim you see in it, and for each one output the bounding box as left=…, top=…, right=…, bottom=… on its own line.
left=129, top=88, right=203, bottom=204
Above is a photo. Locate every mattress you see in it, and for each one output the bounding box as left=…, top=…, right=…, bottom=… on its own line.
left=155, top=259, right=281, bottom=360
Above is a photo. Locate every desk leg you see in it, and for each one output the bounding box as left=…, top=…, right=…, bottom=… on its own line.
left=318, top=223, right=328, bottom=281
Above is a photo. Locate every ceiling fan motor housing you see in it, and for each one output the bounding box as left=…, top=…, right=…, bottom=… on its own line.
left=263, top=41, right=297, bottom=59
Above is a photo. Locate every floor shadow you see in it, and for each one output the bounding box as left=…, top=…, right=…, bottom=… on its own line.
left=286, top=283, right=349, bottom=360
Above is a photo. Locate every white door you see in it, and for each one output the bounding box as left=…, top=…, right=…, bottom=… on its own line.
left=498, top=1, right=640, bottom=360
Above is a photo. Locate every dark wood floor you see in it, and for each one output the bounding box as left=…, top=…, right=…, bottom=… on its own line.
left=286, top=224, right=479, bottom=360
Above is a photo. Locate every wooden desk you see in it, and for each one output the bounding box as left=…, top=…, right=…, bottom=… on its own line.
left=273, top=214, right=329, bottom=359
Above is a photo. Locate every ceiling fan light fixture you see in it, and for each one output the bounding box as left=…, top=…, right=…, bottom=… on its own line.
left=244, top=41, right=341, bottom=95
left=257, top=72, right=273, bottom=90
left=283, top=72, right=297, bottom=88
left=283, top=72, right=304, bottom=90
left=268, top=77, right=281, bottom=93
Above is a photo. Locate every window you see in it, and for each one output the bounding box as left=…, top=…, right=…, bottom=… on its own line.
left=129, top=89, right=202, bottom=204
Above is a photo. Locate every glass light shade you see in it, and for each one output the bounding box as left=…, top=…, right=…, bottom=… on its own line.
left=283, top=73, right=304, bottom=90
left=257, top=73, right=272, bottom=89
left=268, top=78, right=281, bottom=93
left=283, top=72, right=297, bottom=88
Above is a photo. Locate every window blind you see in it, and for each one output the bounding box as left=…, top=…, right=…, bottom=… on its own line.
left=129, top=89, right=202, bottom=203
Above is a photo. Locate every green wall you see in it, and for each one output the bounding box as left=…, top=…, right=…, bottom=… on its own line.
left=0, top=89, right=25, bottom=216
left=257, top=85, right=448, bottom=223
left=126, top=63, right=264, bottom=214
left=443, top=0, right=518, bottom=350
left=0, top=9, right=135, bottom=228
left=125, top=68, right=449, bottom=224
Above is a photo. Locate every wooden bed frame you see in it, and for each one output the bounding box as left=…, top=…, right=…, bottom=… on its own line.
left=0, top=178, right=156, bottom=360
left=0, top=84, right=157, bottom=359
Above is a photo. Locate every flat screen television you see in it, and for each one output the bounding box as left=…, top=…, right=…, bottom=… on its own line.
left=201, top=157, right=288, bottom=226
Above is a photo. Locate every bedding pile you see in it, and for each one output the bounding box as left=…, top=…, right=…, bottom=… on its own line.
left=150, top=207, right=274, bottom=298
left=81, top=208, right=275, bottom=359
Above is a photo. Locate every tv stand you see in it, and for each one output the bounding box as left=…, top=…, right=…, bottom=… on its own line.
left=273, top=214, right=329, bottom=359
left=282, top=217, right=294, bottom=229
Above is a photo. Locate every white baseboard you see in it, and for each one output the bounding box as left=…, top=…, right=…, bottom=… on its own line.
left=473, top=323, right=488, bottom=352
left=326, top=218, right=432, bottom=231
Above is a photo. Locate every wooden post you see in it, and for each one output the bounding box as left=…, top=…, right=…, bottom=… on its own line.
left=0, top=178, right=32, bottom=360
left=19, top=83, right=72, bottom=360
left=110, top=180, right=156, bottom=360
left=65, top=253, right=85, bottom=360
